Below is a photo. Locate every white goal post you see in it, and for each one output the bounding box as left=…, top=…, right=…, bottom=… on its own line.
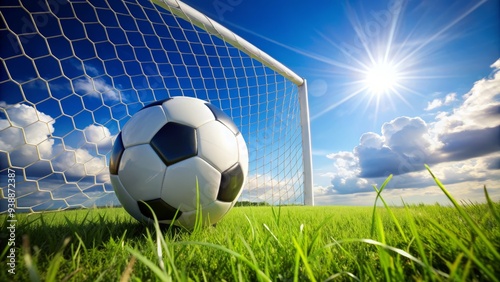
left=0, top=0, right=314, bottom=212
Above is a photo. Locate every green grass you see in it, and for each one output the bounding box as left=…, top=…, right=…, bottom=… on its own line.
left=1, top=169, right=499, bottom=281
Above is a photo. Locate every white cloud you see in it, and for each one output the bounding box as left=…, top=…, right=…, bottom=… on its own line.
left=444, top=92, right=456, bottom=104
left=491, top=58, right=500, bottom=69
left=73, top=76, right=121, bottom=102
left=84, top=124, right=110, bottom=143
left=434, top=68, right=500, bottom=134
left=424, top=92, right=456, bottom=111
left=381, top=116, right=434, bottom=154
left=359, top=132, right=384, bottom=149
left=2, top=103, right=54, bottom=129
left=83, top=124, right=114, bottom=152
left=84, top=64, right=101, bottom=76
left=425, top=98, right=443, bottom=111
left=315, top=152, right=500, bottom=205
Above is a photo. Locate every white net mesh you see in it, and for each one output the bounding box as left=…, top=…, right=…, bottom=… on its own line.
left=0, top=0, right=308, bottom=212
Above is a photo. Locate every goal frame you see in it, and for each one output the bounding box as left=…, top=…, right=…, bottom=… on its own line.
left=153, top=0, right=314, bottom=206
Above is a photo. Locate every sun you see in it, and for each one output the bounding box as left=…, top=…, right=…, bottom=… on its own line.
left=364, top=62, right=399, bottom=94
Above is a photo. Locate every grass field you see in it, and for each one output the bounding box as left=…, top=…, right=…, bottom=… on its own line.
left=1, top=170, right=499, bottom=281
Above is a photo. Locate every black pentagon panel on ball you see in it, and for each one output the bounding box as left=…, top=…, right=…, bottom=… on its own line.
left=217, top=163, right=244, bottom=202
left=109, top=132, right=125, bottom=175
left=205, top=103, right=239, bottom=134
left=138, top=199, right=182, bottom=220
left=140, top=98, right=172, bottom=111
left=150, top=122, right=197, bottom=166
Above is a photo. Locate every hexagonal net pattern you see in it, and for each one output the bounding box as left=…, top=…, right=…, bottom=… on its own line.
left=0, top=0, right=313, bottom=213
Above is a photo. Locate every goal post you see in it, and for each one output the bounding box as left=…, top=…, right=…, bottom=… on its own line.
left=298, top=81, right=314, bottom=206
left=0, top=0, right=314, bottom=212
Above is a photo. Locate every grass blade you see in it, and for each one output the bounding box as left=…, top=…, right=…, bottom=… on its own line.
left=323, top=271, right=360, bottom=282
left=370, top=174, right=408, bottom=243
left=426, top=217, right=499, bottom=281
left=127, top=247, right=172, bottom=282
left=175, top=241, right=271, bottom=282
left=139, top=200, right=182, bottom=281
left=45, top=237, right=71, bottom=282
left=425, top=165, right=500, bottom=260
left=262, top=223, right=280, bottom=246
left=326, top=238, right=450, bottom=279
left=484, top=185, right=500, bottom=224
left=403, top=204, right=434, bottom=281
left=271, top=204, right=282, bottom=227
left=22, top=235, right=41, bottom=282
left=292, top=236, right=317, bottom=282
left=120, top=256, right=137, bottom=282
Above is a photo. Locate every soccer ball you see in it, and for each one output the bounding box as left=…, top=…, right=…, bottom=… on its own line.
left=109, top=97, right=248, bottom=229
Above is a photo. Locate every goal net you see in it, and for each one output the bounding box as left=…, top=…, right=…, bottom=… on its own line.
left=0, top=0, right=313, bottom=213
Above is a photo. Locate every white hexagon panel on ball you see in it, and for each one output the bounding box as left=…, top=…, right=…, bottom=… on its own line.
left=161, top=156, right=221, bottom=212
left=162, top=97, right=215, bottom=128
left=121, top=105, right=168, bottom=148
left=118, top=144, right=166, bottom=201
left=197, top=120, right=239, bottom=172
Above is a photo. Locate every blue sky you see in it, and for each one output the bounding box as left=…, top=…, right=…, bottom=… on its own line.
left=181, top=0, right=500, bottom=205
left=1, top=0, right=499, bottom=210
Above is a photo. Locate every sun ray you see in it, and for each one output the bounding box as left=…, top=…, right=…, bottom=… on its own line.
left=316, top=31, right=371, bottom=71
left=395, top=0, right=487, bottom=68
left=344, top=2, right=378, bottom=65
left=390, top=87, right=413, bottom=109
left=310, top=87, right=367, bottom=120
left=383, top=3, right=403, bottom=63
left=225, top=22, right=366, bottom=74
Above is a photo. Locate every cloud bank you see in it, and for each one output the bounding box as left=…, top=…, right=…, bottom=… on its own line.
left=0, top=102, right=116, bottom=211
left=319, top=59, right=500, bottom=200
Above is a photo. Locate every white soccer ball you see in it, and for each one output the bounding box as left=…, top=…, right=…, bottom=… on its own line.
left=109, top=97, right=248, bottom=229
